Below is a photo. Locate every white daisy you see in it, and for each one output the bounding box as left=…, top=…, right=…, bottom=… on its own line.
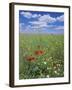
left=46, top=75, right=49, bottom=78
left=44, top=62, right=47, bottom=65
left=54, top=71, right=57, bottom=74
left=47, top=67, right=51, bottom=70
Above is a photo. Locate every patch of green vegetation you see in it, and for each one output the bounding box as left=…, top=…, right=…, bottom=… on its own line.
left=19, top=34, right=64, bottom=79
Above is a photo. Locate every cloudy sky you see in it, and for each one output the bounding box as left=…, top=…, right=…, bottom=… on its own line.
left=19, top=10, right=64, bottom=34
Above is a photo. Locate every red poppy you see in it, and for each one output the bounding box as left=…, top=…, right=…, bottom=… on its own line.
left=26, top=56, right=36, bottom=62
left=34, top=50, right=44, bottom=55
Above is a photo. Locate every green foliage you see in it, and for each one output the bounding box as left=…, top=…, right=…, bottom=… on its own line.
left=19, top=34, right=64, bottom=79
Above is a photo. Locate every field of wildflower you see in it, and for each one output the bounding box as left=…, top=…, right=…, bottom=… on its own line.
left=19, top=34, right=64, bottom=79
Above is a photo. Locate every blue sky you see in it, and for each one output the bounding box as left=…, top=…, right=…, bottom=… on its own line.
left=19, top=10, right=64, bottom=34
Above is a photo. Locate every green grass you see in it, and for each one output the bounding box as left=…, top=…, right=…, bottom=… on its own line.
left=19, top=34, right=64, bottom=79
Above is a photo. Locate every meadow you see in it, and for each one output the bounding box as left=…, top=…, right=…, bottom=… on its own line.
left=19, top=34, right=64, bottom=79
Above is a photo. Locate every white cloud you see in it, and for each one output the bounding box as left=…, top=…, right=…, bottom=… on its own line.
left=32, top=14, right=38, bottom=18
left=29, top=14, right=57, bottom=29
left=20, top=12, right=64, bottom=33
left=20, top=12, right=32, bottom=19
left=31, top=25, right=55, bottom=30
left=32, top=14, right=41, bottom=18
left=39, top=14, right=56, bottom=23
left=20, top=11, right=64, bottom=23
left=29, top=21, right=47, bottom=30
left=19, top=23, right=64, bottom=34
left=29, top=14, right=64, bottom=31
left=29, top=21, right=46, bottom=26
left=20, top=11, right=41, bottom=19
left=57, top=15, right=64, bottom=22
left=54, top=26, right=64, bottom=30
left=19, top=23, right=25, bottom=29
